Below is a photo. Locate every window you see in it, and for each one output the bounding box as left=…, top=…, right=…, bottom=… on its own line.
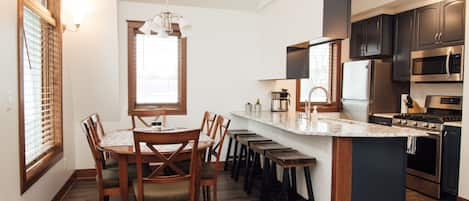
left=296, top=41, right=342, bottom=112
left=128, top=21, right=187, bottom=115
left=18, top=0, right=63, bottom=194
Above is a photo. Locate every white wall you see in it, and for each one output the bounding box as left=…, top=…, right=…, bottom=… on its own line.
left=257, top=0, right=324, bottom=80
left=458, top=0, right=469, bottom=199
left=64, top=0, right=122, bottom=169
left=0, top=0, right=76, bottom=200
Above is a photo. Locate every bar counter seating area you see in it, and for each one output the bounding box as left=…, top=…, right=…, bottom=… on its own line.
left=2, top=0, right=469, bottom=201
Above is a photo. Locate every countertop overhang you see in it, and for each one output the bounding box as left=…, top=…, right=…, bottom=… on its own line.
left=231, top=111, right=428, bottom=138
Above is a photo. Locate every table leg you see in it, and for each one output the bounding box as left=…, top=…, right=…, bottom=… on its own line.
left=119, top=155, right=129, bottom=201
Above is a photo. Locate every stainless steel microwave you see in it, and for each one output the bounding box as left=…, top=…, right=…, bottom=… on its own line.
left=410, top=45, right=464, bottom=82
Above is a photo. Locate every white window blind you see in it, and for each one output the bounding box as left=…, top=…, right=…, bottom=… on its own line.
left=135, top=34, right=180, bottom=104
left=23, top=6, right=59, bottom=166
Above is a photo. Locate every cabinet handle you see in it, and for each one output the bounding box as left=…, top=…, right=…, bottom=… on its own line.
left=434, top=33, right=439, bottom=42
left=444, top=131, right=448, bottom=137
left=438, top=32, right=443, bottom=41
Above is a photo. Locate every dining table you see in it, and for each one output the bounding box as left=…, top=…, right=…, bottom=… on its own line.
left=100, top=127, right=214, bottom=201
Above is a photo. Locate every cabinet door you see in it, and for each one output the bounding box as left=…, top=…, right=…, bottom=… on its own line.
left=286, top=47, right=309, bottom=79
left=441, top=126, right=461, bottom=197
left=365, top=16, right=381, bottom=56
left=393, top=11, right=414, bottom=81
left=415, top=3, right=441, bottom=49
left=440, top=0, right=465, bottom=45
left=350, top=21, right=366, bottom=58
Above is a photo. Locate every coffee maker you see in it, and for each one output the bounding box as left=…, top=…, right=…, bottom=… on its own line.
left=271, top=89, right=290, bottom=112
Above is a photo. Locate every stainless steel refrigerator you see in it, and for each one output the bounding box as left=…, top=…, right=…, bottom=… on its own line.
left=341, top=60, right=409, bottom=122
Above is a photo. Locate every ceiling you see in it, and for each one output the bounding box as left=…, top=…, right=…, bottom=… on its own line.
left=121, top=0, right=271, bottom=11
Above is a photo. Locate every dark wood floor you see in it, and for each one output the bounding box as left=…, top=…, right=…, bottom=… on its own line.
left=63, top=172, right=436, bottom=201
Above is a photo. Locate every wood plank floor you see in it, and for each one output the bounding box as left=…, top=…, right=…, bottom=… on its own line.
left=63, top=172, right=436, bottom=201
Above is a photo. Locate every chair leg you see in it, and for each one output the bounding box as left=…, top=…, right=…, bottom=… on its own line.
left=247, top=153, right=260, bottom=194
left=243, top=148, right=253, bottom=191
left=202, top=186, right=207, bottom=201
left=213, top=183, right=218, bottom=201
left=206, top=186, right=211, bottom=201
left=235, top=144, right=246, bottom=181
left=304, top=167, right=315, bottom=201
left=281, top=168, right=291, bottom=201
left=103, top=195, right=110, bottom=201
left=231, top=140, right=239, bottom=178
left=290, top=167, right=297, bottom=198
left=224, top=137, right=233, bottom=171
left=261, top=158, right=271, bottom=201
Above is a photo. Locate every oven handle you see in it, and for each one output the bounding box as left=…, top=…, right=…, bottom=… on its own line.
left=446, top=47, right=453, bottom=77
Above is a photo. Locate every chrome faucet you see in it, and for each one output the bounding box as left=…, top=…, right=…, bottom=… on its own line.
left=305, top=86, right=330, bottom=119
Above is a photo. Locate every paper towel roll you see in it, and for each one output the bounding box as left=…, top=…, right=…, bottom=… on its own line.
left=401, top=94, right=408, bottom=114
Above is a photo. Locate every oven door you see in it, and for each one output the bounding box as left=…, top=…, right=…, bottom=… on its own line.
left=410, top=45, right=464, bottom=82
left=407, top=132, right=442, bottom=183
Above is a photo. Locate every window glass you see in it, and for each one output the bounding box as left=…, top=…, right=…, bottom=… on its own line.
left=136, top=34, right=179, bottom=104
left=300, top=43, right=331, bottom=103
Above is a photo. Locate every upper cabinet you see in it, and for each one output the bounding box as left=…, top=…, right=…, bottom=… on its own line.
left=349, top=15, right=394, bottom=59
left=393, top=10, right=414, bottom=82
left=414, top=0, right=465, bottom=50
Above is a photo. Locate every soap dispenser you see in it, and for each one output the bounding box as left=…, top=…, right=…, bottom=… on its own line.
left=311, top=105, right=319, bottom=122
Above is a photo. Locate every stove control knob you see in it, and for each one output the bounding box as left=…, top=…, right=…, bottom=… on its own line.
left=422, top=123, right=429, bottom=127
left=429, top=124, right=436, bottom=129
left=412, top=122, right=418, bottom=126
left=401, top=120, right=407, bottom=125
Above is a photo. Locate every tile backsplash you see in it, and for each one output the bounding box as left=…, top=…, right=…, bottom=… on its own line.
left=410, top=83, right=463, bottom=107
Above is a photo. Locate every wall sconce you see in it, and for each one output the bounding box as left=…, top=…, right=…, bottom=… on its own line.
left=62, top=0, right=88, bottom=32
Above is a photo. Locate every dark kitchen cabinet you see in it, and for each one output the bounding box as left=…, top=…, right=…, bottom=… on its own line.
left=440, top=0, right=465, bottom=44
left=286, top=45, right=309, bottom=79
left=393, top=10, right=414, bottom=82
left=441, top=126, right=461, bottom=199
left=414, top=0, right=465, bottom=50
left=350, top=15, right=394, bottom=58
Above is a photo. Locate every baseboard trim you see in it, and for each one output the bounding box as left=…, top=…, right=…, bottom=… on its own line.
left=75, top=168, right=97, bottom=180
left=51, top=172, right=76, bottom=201
left=458, top=197, right=469, bottom=201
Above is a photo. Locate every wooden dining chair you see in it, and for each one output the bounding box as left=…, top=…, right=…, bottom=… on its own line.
left=131, top=111, right=167, bottom=129
left=201, top=115, right=231, bottom=201
left=133, top=129, right=201, bottom=201
left=200, top=111, right=217, bottom=137
left=81, top=117, right=146, bottom=201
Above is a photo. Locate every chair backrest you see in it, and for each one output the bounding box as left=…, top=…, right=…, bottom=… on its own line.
left=207, top=115, right=231, bottom=167
left=90, top=113, right=105, bottom=144
left=131, top=111, right=167, bottom=129
left=80, top=117, right=104, bottom=170
left=133, top=129, right=201, bottom=201
left=200, top=111, right=217, bottom=137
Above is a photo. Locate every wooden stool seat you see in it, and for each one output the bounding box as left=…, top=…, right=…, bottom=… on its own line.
left=266, top=150, right=316, bottom=168
left=250, top=142, right=291, bottom=155
left=237, top=135, right=271, bottom=146
left=225, top=130, right=257, bottom=172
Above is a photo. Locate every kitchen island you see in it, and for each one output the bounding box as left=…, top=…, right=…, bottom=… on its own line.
left=231, top=111, right=428, bottom=201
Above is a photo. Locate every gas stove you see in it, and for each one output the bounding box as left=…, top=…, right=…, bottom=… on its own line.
left=392, top=96, right=462, bottom=132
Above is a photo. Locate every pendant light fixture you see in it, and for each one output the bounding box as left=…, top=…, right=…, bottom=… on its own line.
left=139, top=0, right=191, bottom=37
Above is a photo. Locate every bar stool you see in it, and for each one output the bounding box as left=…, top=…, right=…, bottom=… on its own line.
left=265, top=149, right=316, bottom=201
left=246, top=141, right=291, bottom=195
left=224, top=130, right=257, bottom=173
left=234, top=135, right=272, bottom=182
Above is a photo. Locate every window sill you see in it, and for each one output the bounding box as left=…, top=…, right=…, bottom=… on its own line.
left=21, top=147, right=63, bottom=194
left=297, top=102, right=341, bottom=113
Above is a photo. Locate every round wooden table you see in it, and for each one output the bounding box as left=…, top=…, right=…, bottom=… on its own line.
left=100, top=128, right=214, bottom=201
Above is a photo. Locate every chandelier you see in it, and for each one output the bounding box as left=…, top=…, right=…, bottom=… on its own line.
left=139, top=0, right=190, bottom=37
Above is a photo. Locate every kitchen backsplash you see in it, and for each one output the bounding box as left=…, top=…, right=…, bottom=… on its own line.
left=410, top=83, right=463, bottom=107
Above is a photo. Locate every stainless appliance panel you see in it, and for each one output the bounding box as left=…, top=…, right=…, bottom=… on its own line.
left=342, top=60, right=370, bottom=100
left=410, top=45, right=464, bottom=82
left=341, top=99, right=369, bottom=122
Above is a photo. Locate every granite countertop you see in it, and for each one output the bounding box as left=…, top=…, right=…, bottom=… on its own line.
left=231, top=111, right=428, bottom=138
left=443, top=122, right=462, bottom=128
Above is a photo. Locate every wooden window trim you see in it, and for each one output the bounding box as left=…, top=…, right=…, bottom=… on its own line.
left=18, top=0, right=63, bottom=194
left=296, top=40, right=342, bottom=113
left=127, top=20, right=187, bottom=116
